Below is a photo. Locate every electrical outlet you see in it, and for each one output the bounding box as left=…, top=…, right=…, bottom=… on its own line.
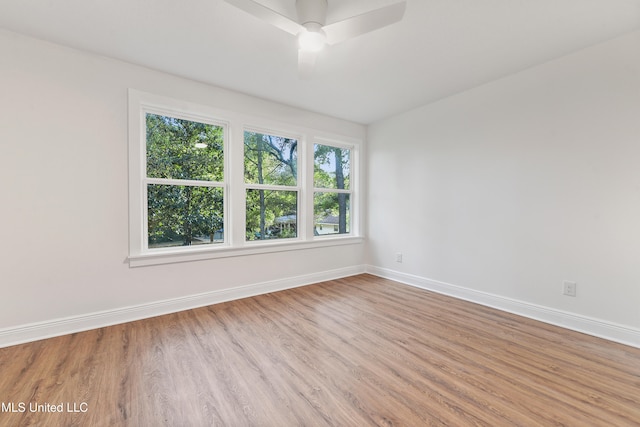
left=395, top=253, right=403, bottom=263
left=563, top=281, right=577, bottom=297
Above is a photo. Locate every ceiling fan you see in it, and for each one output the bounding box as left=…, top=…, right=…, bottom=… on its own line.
left=223, top=0, right=407, bottom=76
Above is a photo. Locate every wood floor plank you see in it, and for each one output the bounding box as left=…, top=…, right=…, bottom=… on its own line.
left=1, top=274, right=639, bottom=426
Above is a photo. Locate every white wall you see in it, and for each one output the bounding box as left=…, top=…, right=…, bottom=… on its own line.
left=367, top=31, right=640, bottom=346
left=0, top=29, right=365, bottom=345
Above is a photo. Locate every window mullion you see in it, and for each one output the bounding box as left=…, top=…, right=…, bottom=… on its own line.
left=229, top=122, right=246, bottom=247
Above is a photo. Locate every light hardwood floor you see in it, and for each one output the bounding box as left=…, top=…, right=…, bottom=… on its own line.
left=1, top=274, right=639, bottom=426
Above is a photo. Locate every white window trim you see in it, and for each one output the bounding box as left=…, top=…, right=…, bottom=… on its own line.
left=311, top=138, right=358, bottom=238
left=128, top=89, right=363, bottom=267
left=243, top=126, right=304, bottom=243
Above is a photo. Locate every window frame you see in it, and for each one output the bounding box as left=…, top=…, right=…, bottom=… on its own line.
left=128, top=90, right=362, bottom=267
left=243, top=127, right=303, bottom=243
left=144, top=113, right=228, bottom=251
left=312, top=138, right=356, bottom=238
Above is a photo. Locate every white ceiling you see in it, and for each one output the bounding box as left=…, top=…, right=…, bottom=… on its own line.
left=1, top=0, right=639, bottom=124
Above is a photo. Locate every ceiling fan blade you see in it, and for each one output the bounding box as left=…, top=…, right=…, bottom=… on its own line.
left=323, top=1, right=407, bottom=45
left=298, top=49, right=319, bottom=78
left=224, top=0, right=303, bottom=36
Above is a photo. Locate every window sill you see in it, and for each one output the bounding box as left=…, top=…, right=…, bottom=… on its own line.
left=128, top=236, right=365, bottom=267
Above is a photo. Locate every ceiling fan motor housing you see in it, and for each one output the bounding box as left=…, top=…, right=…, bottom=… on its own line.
left=296, top=0, right=328, bottom=26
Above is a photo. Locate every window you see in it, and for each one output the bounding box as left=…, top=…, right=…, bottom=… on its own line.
left=314, top=143, right=351, bottom=236
left=145, top=113, right=225, bottom=248
left=244, top=131, right=298, bottom=241
left=128, top=90, right=361, bottom=266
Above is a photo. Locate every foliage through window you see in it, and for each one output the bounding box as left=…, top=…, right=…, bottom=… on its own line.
left=129, top=90, right=360, bottom=265
left=314, top=144, right=351, bottom=236
left=244, top=131, right=298, bottom=241
left=145, top=113, right=225, bottom=248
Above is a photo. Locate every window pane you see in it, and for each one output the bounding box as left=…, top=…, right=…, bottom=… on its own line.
left=314, top=192, right=350, bottom=235
left=148, top=184, right=224, bottom=248
left=244, top=131, right=297, bottom=186
left=314, top=144, right=350, bottom=190
left=246, top=189, right=297, bottom=241
left=146, top=114, right=224, bottom=181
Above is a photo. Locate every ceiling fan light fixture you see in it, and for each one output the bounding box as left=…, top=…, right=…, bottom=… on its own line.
left=298, top=23, right=326, bottom=52
left=223, top=0, right=407, bottom=74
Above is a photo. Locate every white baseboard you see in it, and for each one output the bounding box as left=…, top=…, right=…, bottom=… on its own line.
left=366, top=265, right=640, bottom=349
left=5, top=265, right=638, bottom=350
left=0, top=265, right=365, bottom=348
